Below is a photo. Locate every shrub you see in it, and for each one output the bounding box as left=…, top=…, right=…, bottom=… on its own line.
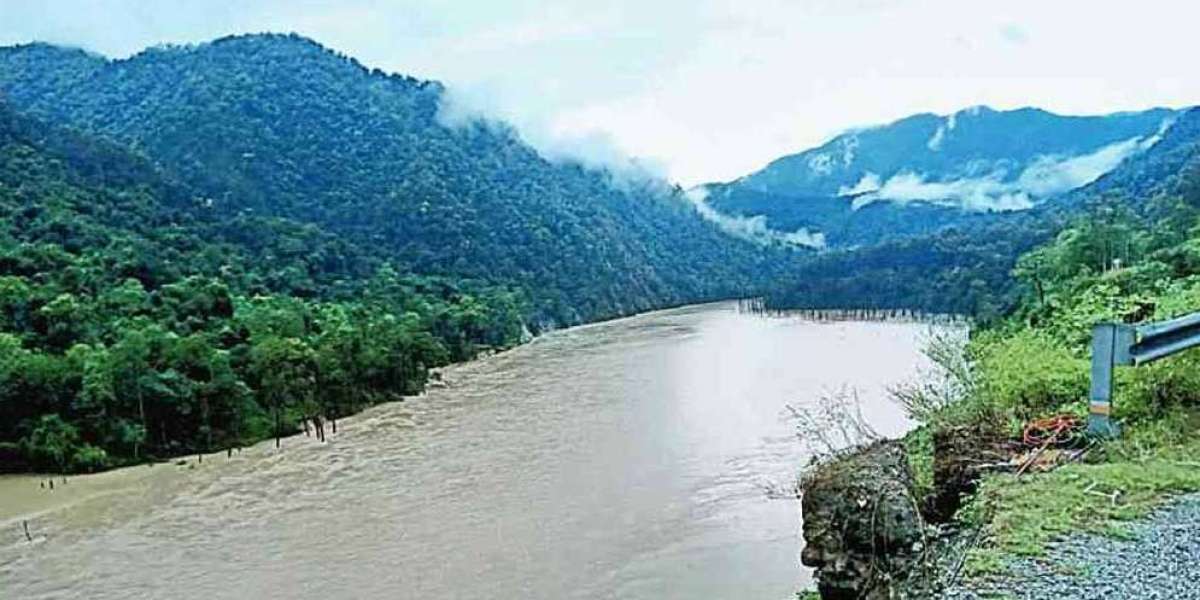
left=71, top=444, right=109, bottom=472
left=20, top=414, right=81, bottom=471
left=890, top=328, right=976, bottom=425
left=974, top=330, right=1088, bottom=421
left=1116, top=352, right=1200, bottom=424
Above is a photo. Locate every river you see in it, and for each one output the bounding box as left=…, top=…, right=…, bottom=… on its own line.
left=0, top=302, right=950, bottom=599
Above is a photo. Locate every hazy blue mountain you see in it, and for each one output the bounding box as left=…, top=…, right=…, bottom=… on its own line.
left=696, top=106, right=1179, bottom=247
left=762, top=106, right=1200, bottom=317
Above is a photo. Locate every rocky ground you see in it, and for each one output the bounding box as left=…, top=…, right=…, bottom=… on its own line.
left=942, top=493, right=1200, bottom=599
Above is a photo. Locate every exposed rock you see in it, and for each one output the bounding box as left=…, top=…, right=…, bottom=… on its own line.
left=801, top=441, right=928, bottom=599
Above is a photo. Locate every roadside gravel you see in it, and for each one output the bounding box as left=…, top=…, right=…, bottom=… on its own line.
left=942, top=493, right=1200, bottom=599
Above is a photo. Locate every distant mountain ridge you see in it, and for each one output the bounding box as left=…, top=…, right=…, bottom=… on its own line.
left=696, top=106, right=1181, bottom=248
left=744, top=106, right=1177, bottom=205
left=761, top=106, right=1200, bottom=316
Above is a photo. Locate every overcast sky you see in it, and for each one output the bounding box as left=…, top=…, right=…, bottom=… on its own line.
left=3, top=0, right=1199, bottom=185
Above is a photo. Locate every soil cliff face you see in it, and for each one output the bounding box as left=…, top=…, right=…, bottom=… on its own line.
left=928, top=424, right=1007, bottom=523
left=801, top=442, right=927, bottom=599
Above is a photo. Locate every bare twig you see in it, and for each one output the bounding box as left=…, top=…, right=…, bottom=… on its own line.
left=788, top=386, right=881, bottom=459
left=889, top=328, right=975, bottom=425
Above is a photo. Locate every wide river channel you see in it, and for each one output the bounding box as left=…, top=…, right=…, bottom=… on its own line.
left=0, top=302, right=951, bottom=599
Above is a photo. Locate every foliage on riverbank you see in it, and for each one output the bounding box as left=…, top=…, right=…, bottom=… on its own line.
left=0, top=100, right=528, bottom=473
left=897, top=172, right=1200, bottom=577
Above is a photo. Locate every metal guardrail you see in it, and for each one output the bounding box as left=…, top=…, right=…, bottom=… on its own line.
left=1089, top=312, right=1200, bottom=437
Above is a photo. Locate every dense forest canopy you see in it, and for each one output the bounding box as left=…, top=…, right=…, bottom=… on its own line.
left=0, top=101, right=532, bottom=471
left=0, top=33, right=792, bottom=328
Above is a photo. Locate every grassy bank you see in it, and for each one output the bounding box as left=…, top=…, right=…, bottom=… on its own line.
left=960, top=428, right=1200, bottom=576
left=894, top=196, right=1200, bottom=580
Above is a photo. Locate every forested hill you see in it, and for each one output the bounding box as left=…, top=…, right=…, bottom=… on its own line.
left=762, top=107, right=1200, bottom=318
left=0, top=97, right=543, bottom=471
left=0, top=33, right=787, bottom=327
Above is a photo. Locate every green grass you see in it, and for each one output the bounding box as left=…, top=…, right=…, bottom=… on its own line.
left=903, top=425, right=934, bottom=503
left=960, top=433, right=1200, bottom=576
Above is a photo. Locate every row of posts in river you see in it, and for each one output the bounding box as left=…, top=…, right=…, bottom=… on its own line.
left=736, top=297, right=968, bottom=325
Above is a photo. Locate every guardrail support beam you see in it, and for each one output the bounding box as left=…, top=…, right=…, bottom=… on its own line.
left=1087, top=315, right=1199, bottom=438
left=1088, top=323, right=1121, bottom=438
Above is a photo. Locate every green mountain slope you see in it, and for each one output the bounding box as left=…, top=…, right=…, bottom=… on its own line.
left=0, top=99, right=542, bottom=471
left=0, top=34, right=785, bottom=327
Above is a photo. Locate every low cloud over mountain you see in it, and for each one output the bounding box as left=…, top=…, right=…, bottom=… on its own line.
left=700, top=106, right=1179, bottom=247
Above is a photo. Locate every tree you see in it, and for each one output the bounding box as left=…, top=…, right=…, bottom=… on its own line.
left=21, top=414, right=79, bottom=472
left=110, top=326, right=157, bottom=458
left=251, top=336, right=317, bottom=447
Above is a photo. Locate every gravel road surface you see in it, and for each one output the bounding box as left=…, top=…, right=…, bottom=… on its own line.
left=943, top=493, right=1200, bottom=599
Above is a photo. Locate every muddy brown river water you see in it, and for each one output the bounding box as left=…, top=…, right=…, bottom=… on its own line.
left=0, top=302, right=950, bottom=599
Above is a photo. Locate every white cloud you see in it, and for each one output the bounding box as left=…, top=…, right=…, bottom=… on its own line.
left=999, top=23, right=1029, bottom=44
left=839, top=135, right=858, bottom=167
left=926, top=125, right=946, bottom=151
left=854, top=123, right=1171, bottom=211
left=1015, top=137, right=1141, bottom=197
left=1141, top=114, right=1178, bottom=148
left=852, top=171, right=1032, bottom=211
left=437, top=80, right=668, bottom=190
left=838, top=172, right=882, bottom=196
left=685, top=187, right=825, bottom=248
left=927, top=112, right=958, bottom=150
left=807, top=152, right=835, bottom=175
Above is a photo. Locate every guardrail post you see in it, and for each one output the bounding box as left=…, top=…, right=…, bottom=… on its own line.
left=1088, top=323, right=1120, bottom=438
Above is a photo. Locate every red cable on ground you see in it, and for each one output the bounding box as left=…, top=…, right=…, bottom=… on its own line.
left=1022, top=414, right=1082, bottom=448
